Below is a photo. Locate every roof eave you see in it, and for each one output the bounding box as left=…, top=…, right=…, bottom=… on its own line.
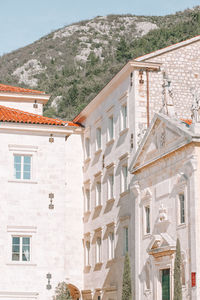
left=73, top=61, right=161, bottom=123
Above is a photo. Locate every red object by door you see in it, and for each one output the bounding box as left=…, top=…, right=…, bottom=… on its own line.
left=191, top=272, right=196, bottom=287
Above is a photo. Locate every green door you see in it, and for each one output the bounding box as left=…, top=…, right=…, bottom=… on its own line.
left=162, top=269, right=170, bottom=300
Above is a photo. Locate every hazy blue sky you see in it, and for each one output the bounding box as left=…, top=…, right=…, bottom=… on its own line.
left=0, top=0, right=199, bottom=56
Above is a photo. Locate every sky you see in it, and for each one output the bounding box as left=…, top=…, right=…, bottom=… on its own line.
left=0, top=0, right=199, bottom=56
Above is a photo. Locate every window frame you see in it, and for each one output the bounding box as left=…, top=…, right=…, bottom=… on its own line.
left=107, top=114, right=114, bottom=142
left=12, top=235, right=31, bottom=262
left=107, top=172, right=114, bottom=201
left=96, top=180, right=102, bottom=207
left=108, top=231, right=115, bottom=260
left=96, top=236, right=102, bottom=264
left=96, top=127, right=102, bottom=151
left=14, top=154, right=32, bottom=180
left=85, top=137, right=91, bottom=160
left=121, top=164, right=128, bottom=193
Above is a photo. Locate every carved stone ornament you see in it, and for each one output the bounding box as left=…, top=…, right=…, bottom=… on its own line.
left=158, top=203, right=168, bottom=222
left=191, top=88, right=200, bottom=123
left=161, top=72, right=176, bottom=117
left=137, top=123, right=147, bottom=146
left=156, top=127, right=166, bottom=150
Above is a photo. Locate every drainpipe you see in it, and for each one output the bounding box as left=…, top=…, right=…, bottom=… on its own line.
left=146, top=69, right=150, bottom=127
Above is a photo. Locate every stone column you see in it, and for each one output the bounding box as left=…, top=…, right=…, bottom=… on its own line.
left=130, top=181, right=141, bottom=300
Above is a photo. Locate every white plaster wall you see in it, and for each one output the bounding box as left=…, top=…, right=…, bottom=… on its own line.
left=0, top=125, right=83, bottom=300
left=0, top=99, right=43, bottom=115
left=82, top=77, right=135, bottom=299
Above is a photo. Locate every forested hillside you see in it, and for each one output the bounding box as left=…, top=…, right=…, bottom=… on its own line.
left=0, top=7, right=200, bottom=120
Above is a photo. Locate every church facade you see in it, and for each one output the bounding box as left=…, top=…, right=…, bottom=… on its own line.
left=0, top=35, right=200, bottom=300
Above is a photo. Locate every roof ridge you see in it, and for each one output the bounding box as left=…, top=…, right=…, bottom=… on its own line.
left=0, top=105, right=80, bottom=127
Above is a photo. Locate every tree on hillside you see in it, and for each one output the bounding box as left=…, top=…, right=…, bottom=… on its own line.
left=122, top=252, right=132, bottom=300
left=53, top=282, right=72, bottom=300
left=173, top=238, right=182, bottom=300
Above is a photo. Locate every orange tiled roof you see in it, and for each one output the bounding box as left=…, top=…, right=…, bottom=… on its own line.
left=0, top=105, right=79, bottom=127
left=0, top=83, right=45, bottom=95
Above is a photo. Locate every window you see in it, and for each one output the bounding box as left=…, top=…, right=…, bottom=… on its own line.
left=85, top=241, right=90, bottom=266
left=85, top=138, right=90, bottom=159
left=179, top=193, right=185, bottom=224
left=123, top=227, right=128, bottom=254
left=96, top=181, right=101, bottom=206
left=145, top=206, right=150, bottom=234
left=108, top=116, right=114, bottom=141
left=108, top=173, right=114, bottom=200
left=85, top=189, right=90, bottom=212
left=96, top=127, right=101, bottom=150
left=12, top=236, right=30, bottom=261
left=96, top=237, right=102, bottom=263
left=108, top=232, right=115, bottom=260
left=121, top=104, right=127, bottom=131
left=14, top=155, right=31, bottom=180
left=121, top=165, right=128, bottom=192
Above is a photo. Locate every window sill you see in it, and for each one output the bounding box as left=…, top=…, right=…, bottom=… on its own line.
left=119, top=128, right=129, bottom=136
left=143, top=233, right=151, bottom=239
left=95, top=262, right=103, bottom=266
left=7, top=262, right=37, bottom=266
left=95, top=204, right=102, bottom=210
left=120, top=189, right=129, bottom=198
left=95, top=149, right=102, bottom=155
left=106, top=139, right=115, bottom=146
left=107, top=258, right=116, bottom=263
left=84, top=210, right=91, bottom=216
left=177, top=223, right=186, bottom=230
left=8, top=179, right=38, bottom=184
left=106, top=198, right=115, bottom=204
left=84, top=157, right=91, bottom=164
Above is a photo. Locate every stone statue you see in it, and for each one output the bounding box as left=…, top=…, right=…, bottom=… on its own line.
left=191, top=88, right=200, bottom=123
left=161, top=72, right=176, bottom=117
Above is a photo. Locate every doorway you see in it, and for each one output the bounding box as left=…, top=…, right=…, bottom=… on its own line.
left=162, top=269, right=170, bottom=300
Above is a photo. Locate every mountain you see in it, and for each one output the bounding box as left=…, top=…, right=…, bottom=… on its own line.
left=0, top=7, right=200, bottom=120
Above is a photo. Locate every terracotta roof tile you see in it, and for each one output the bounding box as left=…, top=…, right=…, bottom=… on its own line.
left=0, top=105, right=79, bottom=127
left=0, top=83, right=45, bottom=95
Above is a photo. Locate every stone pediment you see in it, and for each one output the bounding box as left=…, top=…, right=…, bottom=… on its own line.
left=131, top=113, right=193, bottom=173
left=147, top=233, right=176, bottom=258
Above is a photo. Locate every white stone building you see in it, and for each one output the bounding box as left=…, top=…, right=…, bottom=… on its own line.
left=1, top=35, right=200, bottom=300
left=0, top=84, right=84, bottom=300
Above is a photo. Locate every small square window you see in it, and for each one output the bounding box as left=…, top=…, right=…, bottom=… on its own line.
left=12, top=236, right=30, bottom=262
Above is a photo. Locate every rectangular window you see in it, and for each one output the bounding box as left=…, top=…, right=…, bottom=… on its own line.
left=145, top=206, right=150, bottom=234
left=179, top=193, right=185, bottom=224
left=108, top=232, right=115, bottom=260
left=124, top=227, right=128, bottom=254
left=85, top=241, right=90, bottom=266
left=85, top=189, right=90, bottom=212
left=121, top=104, right=127, bottom=130
left=96, top=182, right=101, bottom=206
left=85, top=138, right=90, bottom=159
left=96, top=237, right=102, bottom=263
left=108, top=173, right=114, bottom=200
left=96, top=128, right=101, bottom=150
left=121, top=165, right=128, bottom=192
left=108, top=116, right=114, bottom=141
left=14, top=155, right=31, bottom=180
left=12, top=236, right=30, bottom=261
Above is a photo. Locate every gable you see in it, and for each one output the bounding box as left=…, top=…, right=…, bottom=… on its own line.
left=131, top=114, right=192, bottom=172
